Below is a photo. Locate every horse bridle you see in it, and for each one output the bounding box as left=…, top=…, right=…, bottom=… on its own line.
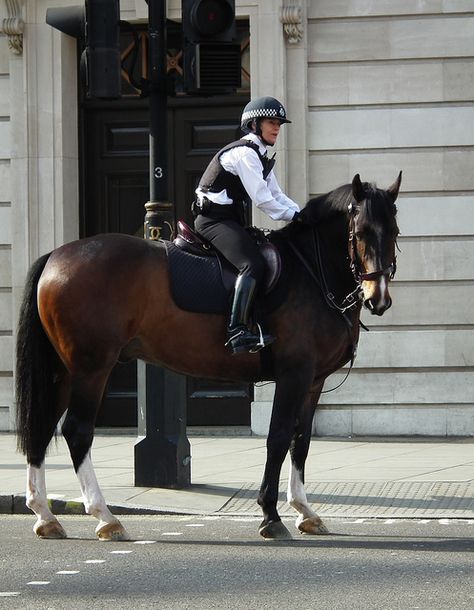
left=286, top=201, right=397, bottom=394
left=347, top=202, right=397, bottom=283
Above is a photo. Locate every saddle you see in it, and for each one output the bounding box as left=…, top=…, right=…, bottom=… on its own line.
left=165, top=220, right=282, bottom=315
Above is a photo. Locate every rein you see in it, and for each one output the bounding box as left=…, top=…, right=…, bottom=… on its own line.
left=287, top=226, right=361, bottom=394
left=287, top=228, right=362, bottom=317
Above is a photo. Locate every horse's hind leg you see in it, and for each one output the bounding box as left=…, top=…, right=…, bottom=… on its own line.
left=62, top=373, right=130, bottom=541
left=26, top=377, right=69, bottom=539
left=287, top=386, right=328, bottom=535
left=27, top=462, right=67, bottom=539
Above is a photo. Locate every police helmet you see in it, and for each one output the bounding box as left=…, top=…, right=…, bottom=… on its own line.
left=240, top=96, right=291, bottom=132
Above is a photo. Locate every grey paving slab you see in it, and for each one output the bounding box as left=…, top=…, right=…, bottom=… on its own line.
left=1, top=433, right=473, bottom=518
left=220, top=481, right=474, bottom=518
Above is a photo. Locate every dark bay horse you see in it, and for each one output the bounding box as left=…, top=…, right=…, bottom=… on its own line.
left=16, top=172, right=401, bottom=541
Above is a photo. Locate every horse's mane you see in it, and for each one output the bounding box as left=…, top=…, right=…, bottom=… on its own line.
left=307, top=184, right=354, bottom=218
left=273, top=183, right=353, bottom=241
left=274, top=181, right=398, bottom=240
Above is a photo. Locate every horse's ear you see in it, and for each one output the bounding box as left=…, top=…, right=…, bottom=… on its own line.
left=352, top=173, right=365, bottom=203
left=387, top=171, right=402, bottom=202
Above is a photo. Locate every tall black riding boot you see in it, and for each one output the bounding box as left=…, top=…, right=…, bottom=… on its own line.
left=225, top=275, right=275, bottom=355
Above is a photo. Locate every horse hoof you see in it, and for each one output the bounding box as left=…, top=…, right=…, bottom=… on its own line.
left=34, top=519, right=67, bottom=539
left=259, top=520, right=293, bottom=540
left=297, top=516, right=329, bottom=535
left=96, top=520, right=130, bottom=541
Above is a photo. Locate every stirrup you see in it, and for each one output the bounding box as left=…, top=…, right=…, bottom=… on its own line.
left=225, top=324, right=275, bottom=355
left=249, top=323, right=271, bottom=353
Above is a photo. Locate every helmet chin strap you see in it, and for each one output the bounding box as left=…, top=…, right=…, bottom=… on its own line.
left=252, top=119, right=273, bottom=147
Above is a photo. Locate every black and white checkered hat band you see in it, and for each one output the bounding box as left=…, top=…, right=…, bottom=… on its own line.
left=242, top=107, right=287, bottom=123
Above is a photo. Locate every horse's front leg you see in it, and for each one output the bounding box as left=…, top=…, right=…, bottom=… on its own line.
left=257, top=368, right=313, bottom=540
left=287, top=384, right=329, bottom=535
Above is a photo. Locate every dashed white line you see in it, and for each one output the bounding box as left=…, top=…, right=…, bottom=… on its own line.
left=56, top=571, right=80, bottom=575
left=27, top=581, right=50, bottom=586
left=162, top=532, right=183, bottom=536
left=0, top=592, right=21, bottom=597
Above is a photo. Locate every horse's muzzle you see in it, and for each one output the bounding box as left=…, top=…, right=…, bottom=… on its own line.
left=362, top=276, right=392, bottom=316
left=364, top=295, right=392, bottom=316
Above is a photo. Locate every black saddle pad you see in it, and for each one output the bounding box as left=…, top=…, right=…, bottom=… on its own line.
left=165, top=242, right=233, bottom=314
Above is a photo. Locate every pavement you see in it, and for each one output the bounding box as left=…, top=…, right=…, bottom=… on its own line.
left=1, top=432, right=473, bottom=519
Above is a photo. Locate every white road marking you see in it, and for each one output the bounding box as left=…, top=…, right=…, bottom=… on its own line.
left=110, top=550, right=133, bottom=554
left=162, top=532, right=183, bottom=536
left=56, top=571, right=80, bottom=575
left=27, top=581, right=50, bottom=586
left=0, top=592, right=21, bottom=597
left=84, top=560, right=106, bottom=564
left=134, top=540, right=156, bottom=544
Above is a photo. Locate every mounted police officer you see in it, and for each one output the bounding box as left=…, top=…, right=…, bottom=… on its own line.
left=194, top=96, right=300, bottom=355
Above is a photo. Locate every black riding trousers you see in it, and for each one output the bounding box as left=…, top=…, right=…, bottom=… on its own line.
left=194, top=211, right=266, bottom=283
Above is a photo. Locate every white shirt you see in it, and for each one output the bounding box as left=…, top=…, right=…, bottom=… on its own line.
left=195, top=133, right=300, bottom=222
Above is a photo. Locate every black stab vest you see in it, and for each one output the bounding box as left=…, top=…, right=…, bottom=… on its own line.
left=198, top=139, right=275, bottom=223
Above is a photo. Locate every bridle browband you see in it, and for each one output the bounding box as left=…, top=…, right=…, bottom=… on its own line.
left=347, top=201, right=397, bottom=283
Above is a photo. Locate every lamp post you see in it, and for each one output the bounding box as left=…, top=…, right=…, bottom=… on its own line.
left=134, top=0, right=190, bottom=488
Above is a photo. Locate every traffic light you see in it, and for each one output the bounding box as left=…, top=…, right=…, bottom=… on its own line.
left=46, top=0, right=121, bottom=100
left=182, top=0, right=241, bottom=94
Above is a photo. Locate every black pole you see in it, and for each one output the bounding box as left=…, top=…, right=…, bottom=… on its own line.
left=135, top=0, right=190, bottom=488
left=144, top=0, right=173, bottom=239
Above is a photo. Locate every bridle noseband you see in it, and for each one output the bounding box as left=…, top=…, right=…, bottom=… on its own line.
left=347, top=202, right=397, bottom=283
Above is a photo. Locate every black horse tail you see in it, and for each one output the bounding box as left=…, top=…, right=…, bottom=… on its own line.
left=16, top=252, right=59, bottom=464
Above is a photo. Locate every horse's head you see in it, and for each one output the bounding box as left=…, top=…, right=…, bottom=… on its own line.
left=348, top=172, right=402, bottom=316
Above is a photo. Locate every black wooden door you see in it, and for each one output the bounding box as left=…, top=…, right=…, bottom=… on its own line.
left=80, top=96, right=251, bottom=427
left=170, top=99, right=252, bottom=426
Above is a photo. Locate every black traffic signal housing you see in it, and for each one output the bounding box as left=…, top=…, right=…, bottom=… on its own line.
left=46, top=0, right=121, bottom=100
left=182, top=0, right=241, bottom=94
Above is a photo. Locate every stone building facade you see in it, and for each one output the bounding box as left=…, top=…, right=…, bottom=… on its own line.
left=0, top=0, right=472, bottom=435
